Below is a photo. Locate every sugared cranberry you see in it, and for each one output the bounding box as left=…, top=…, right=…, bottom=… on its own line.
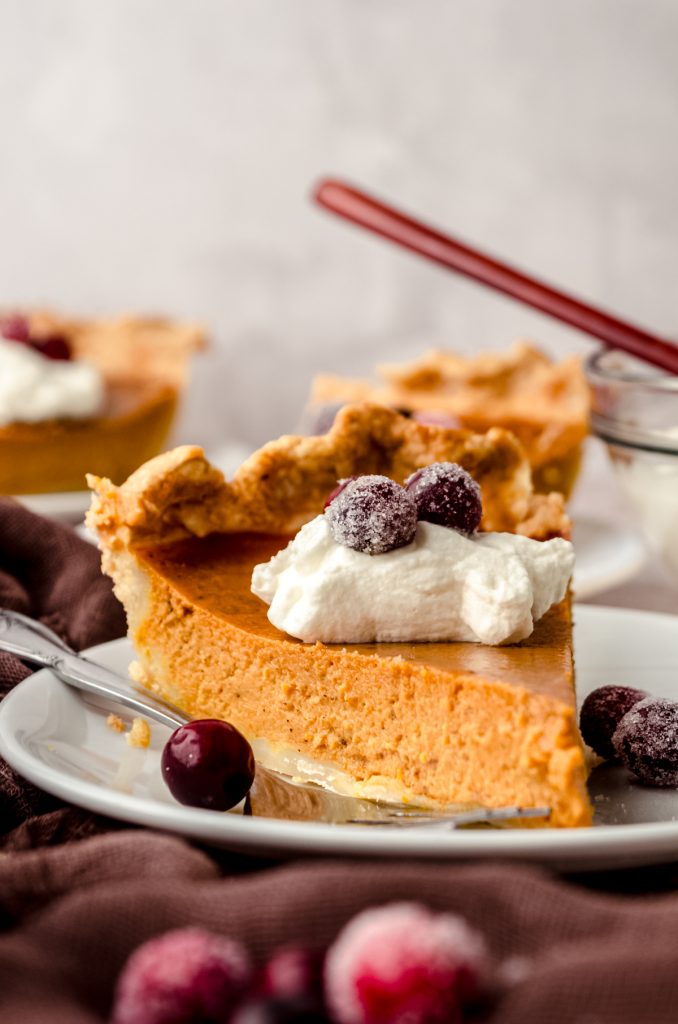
left=405, top=462, right=482, bottom=536
left=261, top=946, right=324, bottom=1003
left=579, top=685, right=648, bottom=760
left=232, top=995, right=328, bottom=1024
left=162, top=719, right=255, bottom=810
left=0, top=314, right=31, bottom=343
left=612, top=698, right=678, bottom=786
left=111, top=927, right=251, bottom=1024
left=410, top=410, right=462, bottom=430
left=33, top=333, right=72, bottom=361
left=325, top=475, right=417, bottom=555
left=324, top=476, right=358, bottom=510
left=324, top=902, right=487, bottom=1024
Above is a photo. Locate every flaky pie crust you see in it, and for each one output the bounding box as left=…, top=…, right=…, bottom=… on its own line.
left=8, top=309, right=206, bottom=389
left=87, top=403, right=569, bottom=549
left=311, top=342, right=590, bottom=467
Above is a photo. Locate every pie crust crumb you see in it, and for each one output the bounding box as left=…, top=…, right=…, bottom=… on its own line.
left=125, top=716, right=151, bottom=749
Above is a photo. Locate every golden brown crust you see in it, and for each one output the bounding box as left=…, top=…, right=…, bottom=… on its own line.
left=87, top=403, right=569, bottom=548
left=8, top=309, right=206, bottom=388
left=311, top=342, right=590, bottom=470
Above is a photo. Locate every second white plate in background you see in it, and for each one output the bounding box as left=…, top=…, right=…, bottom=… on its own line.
left=571, top=518, right=646, bottom=600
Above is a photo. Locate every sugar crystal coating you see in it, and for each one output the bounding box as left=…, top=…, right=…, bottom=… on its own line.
left=324, top=902, right=487, bottom=1024
left=612, top=697, right=678, bottom=786
left=111, top=927, right=251, bottom=1024
left=324, top=476, right=358, bottom=510
left=579, top=685, right=648, bottom=760
left=405, top=462, right=482, bottom=535
left=325, top=476, right=417, bottom=555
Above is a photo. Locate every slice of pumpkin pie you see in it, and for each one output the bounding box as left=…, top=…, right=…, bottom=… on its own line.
left=0, top=309, right=204, bottom=495
left=87, top=404, right=591, bottom=828
left=308, top=342, right=590, bottom=499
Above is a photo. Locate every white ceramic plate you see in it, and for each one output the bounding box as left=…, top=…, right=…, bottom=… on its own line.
left=571, top=518, right=646, bottom=600
left=1, top=605, right=677, bottom=869
left=15, top=490, right=91, bottom=523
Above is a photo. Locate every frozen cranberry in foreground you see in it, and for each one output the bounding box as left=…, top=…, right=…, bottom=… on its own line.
left=325, top=475, right=418, bottom=555
left=405, top=462, right=482, bottom=536
left=162, top=719, right=255, bottom=811
left=111, top=927, right=251, bottom=1024
left=579, top=685, right=648, bottom=760
left=324, top=902, right=487, bottom=1024
left=612, top=697, right=678, bottom=786
left=261, top=945, right=325, bottom=1002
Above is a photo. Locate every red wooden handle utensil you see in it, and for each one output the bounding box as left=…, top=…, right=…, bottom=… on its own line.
left=313, top=178, right=678, bottom=375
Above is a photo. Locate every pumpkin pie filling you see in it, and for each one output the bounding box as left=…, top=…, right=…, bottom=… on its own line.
left=88, top=404, right=592, bottom=828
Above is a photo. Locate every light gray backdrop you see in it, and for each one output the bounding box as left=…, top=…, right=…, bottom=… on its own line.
left=1, top=0, right=677, bottom=448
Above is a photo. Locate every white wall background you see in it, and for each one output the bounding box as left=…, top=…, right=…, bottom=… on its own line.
left=1, top=0, right=677, bottom=448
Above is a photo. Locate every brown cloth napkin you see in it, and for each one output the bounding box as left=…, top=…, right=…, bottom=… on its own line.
left=2, top=499, right=678, bottom=1024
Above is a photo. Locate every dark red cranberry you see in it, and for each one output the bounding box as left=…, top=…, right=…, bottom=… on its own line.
left=325, top=475, right=417, bottom=555
left=612, top=698, right=678, bottom=786
left=231, top=996, right=328, bottom=1024
left=0, top=314, right=31, bottom=343
left=161, top=719, right=255, bottom=810
left=579, top=685, right=648, bottom=760
left=32, top=334, right=72, bottom=361
left=324, top=476, right=358, bottom=510
left=261, top=947, right=324, bottom=1003
left=405, top=462, right=482, bottom=535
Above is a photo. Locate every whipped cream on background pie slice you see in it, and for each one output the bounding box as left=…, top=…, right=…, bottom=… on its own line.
left=251, top=516, right=574, bottom=645
left=0, top=337, right=104, bottom=425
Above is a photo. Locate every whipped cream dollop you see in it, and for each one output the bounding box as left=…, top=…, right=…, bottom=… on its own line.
left=0, top=338, right=105, bottom=426
left=251, top=516, right=574, bottom=646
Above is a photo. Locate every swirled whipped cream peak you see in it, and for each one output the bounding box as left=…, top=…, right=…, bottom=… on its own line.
left=251, top=516, right=573, bottom=645
left=0, top=328, right=105, bottom=426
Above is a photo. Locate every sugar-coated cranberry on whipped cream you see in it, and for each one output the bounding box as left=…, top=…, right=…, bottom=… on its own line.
left=251, top=516, right=574, bottom=646
left=0, top=333, right=104, bottom=426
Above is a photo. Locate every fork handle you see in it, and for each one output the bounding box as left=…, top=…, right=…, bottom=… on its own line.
left=0, top=608, right=187, bottom=731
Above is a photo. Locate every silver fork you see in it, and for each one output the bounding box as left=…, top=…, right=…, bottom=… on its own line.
left=0, top=608, right=550, bottom=828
